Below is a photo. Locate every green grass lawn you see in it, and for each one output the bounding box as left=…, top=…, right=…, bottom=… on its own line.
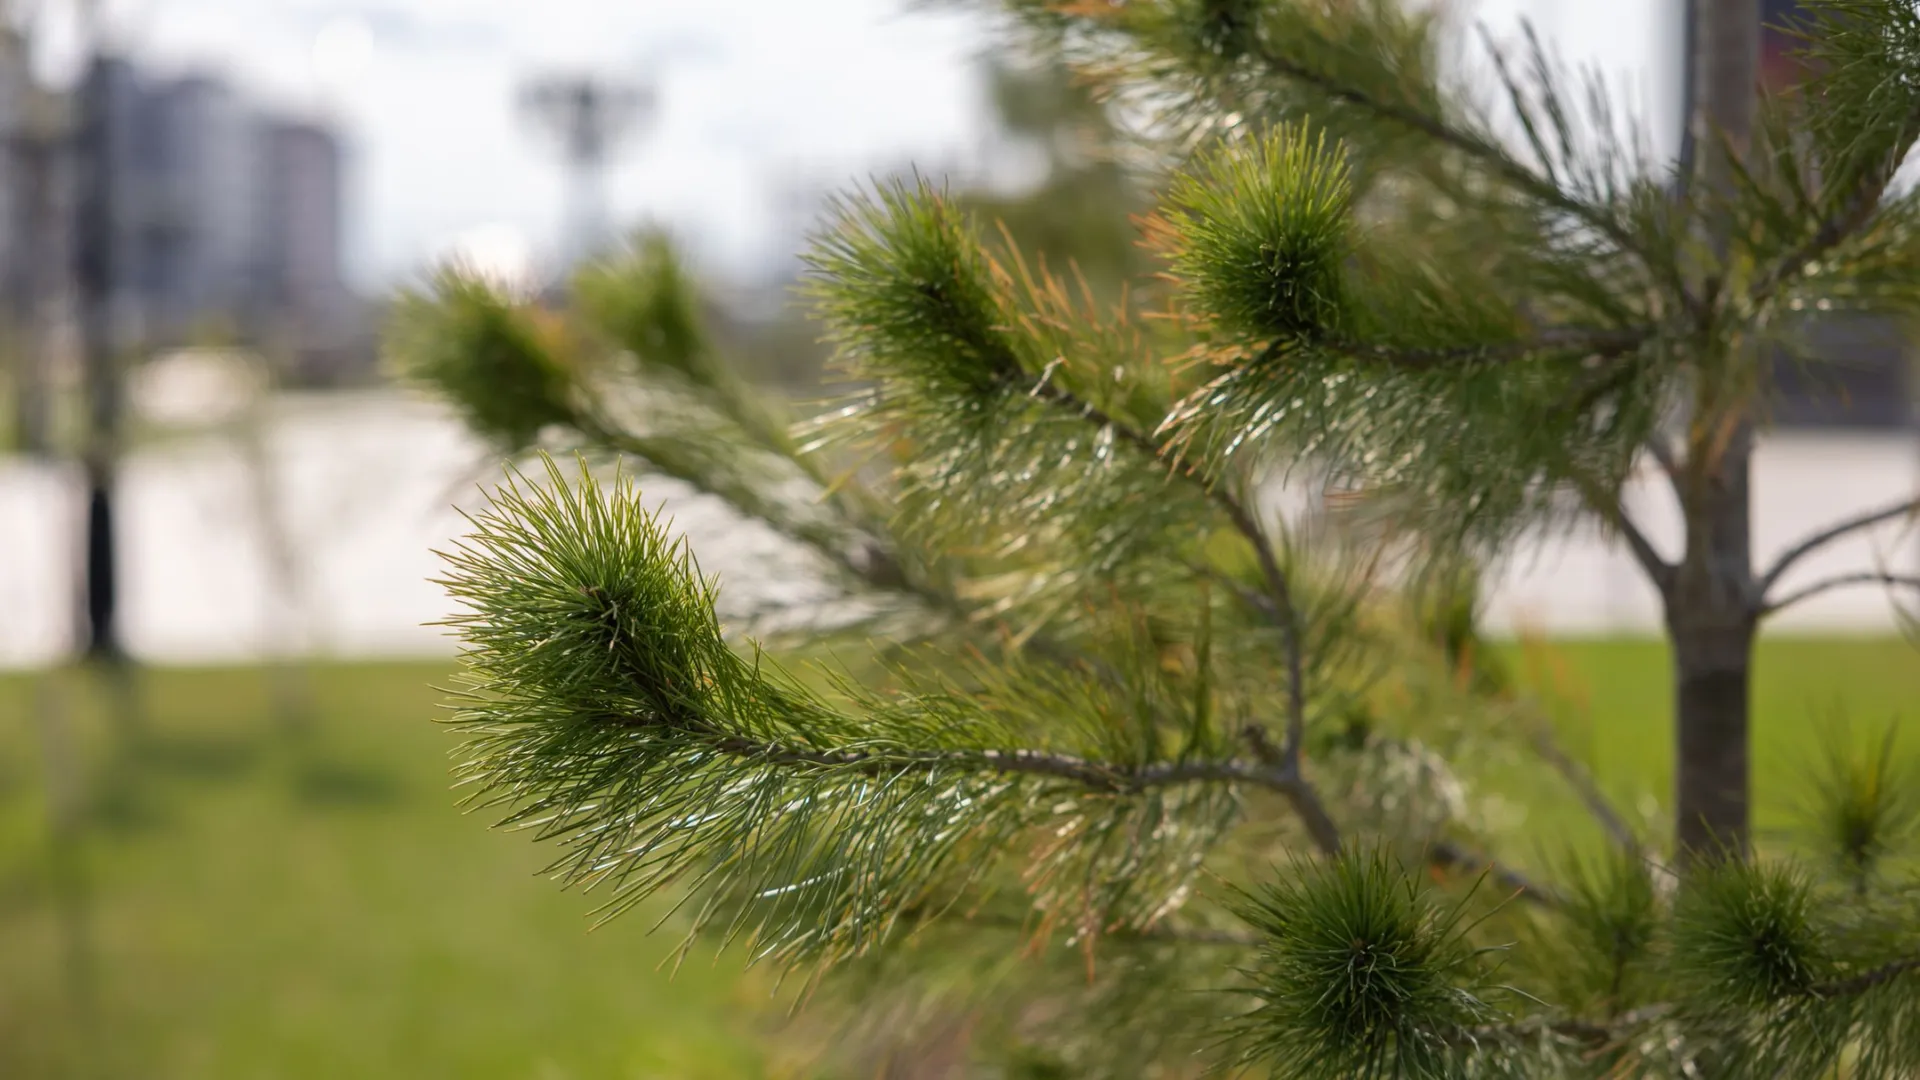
left=0, top=638, right=1913, bottom=1078
left=0, top=662, right=788, bottom=1080
left=1499, top=636, right=1920, bottom=845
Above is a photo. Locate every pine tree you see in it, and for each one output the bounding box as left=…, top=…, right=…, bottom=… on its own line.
left=390, top=1, right=1920, bottom=1075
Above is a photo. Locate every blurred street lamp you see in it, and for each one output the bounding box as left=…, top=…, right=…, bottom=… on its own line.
left=517, top=75, right=652, bottom=276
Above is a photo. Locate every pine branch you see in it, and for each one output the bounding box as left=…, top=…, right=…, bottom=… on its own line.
left=438, top=460, right=1336, bottom=961
left=1809, top=954, right=1920, bottom=998
left=1759, top=571, right=1920, bottom=618
left=1028, top=376, right=1341, bottom=857
left=1749, top=1, right=1920, bottom=307
left=649, top=728, right=1320, bottom=798
left=1237, top=39, right=1652, bottom=270
left=1750, top=162, right=1903, bottom=309
left=1482, top=956, right=1920, bottom=1048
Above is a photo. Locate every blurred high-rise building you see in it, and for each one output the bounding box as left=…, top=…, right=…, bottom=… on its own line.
left=140, top=74, right=263, bottom=338
left=256, top=118, right=361, bottom=380
left=0, top=53, right=367, bottom=386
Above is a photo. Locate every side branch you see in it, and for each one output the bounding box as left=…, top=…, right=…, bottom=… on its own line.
left=1472, top=1003, right=1674, bottom=1047
left=1030, top=379, right=1338, bottom=854
left=1759, top=571, right=1920, bottom=618
left=1427, top=839, right=1559, bottom=908
left=698, top=732, right=1321, bottom=801
left=1758, top=495, right=1920, bottom=595
left=1485, top=956, right=1920, bottom=1048
left=1242, top=725, right=1342, bottom=855
left=1812, top=955, right=1920, bottom=998
left=1032, top=380, right=1323, bottom=832
left=1567, top=468, right=1675, bottom=592
left=1530, top=724, right=1641, bottom=855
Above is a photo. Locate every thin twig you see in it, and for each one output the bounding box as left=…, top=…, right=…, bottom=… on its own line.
left=1115, top=924, right=1262, bottom=947
left=1811, top=955, right=1920, bottom=998
left=1242, top=725, right=1343, bottom=855
left=1196, top=564, right=1282, bottom=623
left=1758, top=572, right=1920, bottom=618
left=1428, top=839, right=1560, bottom=908
left=1030, top=380, right=1326, bottom=847
left=904, top=906, right=1264, bottom=948
left=1529, top=724, right=1640, bottom=855
left=1472, top=1002, right=1674, bottom=1046
left=1758, top=495, right=1920, bottom=596
left=1476, top=956, right=1920, bottom=1049
left=718, top=723, right=1342, bottom=856
left=1566, top=467, right=1675, bottom=593
left=1472, top=955, right=1920, bottom=1052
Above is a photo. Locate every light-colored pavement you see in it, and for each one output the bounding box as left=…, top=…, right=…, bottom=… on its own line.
left=2, top=390, right=1914, bottom=668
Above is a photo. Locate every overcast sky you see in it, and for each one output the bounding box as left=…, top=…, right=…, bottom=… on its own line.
left=30, top=0, right=1685, bottom=291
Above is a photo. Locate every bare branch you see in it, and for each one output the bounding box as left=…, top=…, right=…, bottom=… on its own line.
left=1567, top=468, right=1675, bottom=593
left=1759, top=571, right=1920, bottom=618
left=1474, top=956, right=1920, bottom=1048
left=1472, top=1003, right=1674, bottom=1047
left=1243, top=725, right=1342, bottom=855
left=1811, top=954, right=1920, bottom=998
left=1758, top=496, right=1920, bottom=595
left=1530, top=723, right=1641, bottom=855
left=1031, top=380, right=1316, bottom=800
left=1127, top=925, right=1262, bottom=948
left=1427, top=839, right=1560, bottom=908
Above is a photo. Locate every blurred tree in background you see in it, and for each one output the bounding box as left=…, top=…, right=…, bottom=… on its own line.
left=390, top=0, right=1920, bottom=1076
left=961, top=50, right=1153, bottom=301
left=733, top=40, right=1151, bottom=391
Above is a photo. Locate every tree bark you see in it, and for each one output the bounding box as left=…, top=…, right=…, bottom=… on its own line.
left=1669, top=0, right=1760, bottom=865
left=1671, top=416, right=1757, bottom=860
left=1689, top=0, right=1759, bottom=203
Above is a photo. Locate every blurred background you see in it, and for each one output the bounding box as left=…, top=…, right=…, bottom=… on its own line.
left=0, top=0, right=1914, bottom=1076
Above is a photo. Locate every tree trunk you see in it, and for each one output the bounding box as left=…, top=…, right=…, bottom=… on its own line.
left=1671, top=407, right=1757, bottom=859
left=1690, top=0, right=1759, bottom=194
left=1670, top=0, right=1760, bottom=865
left=1670, top=437, right=1758, bottom=859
